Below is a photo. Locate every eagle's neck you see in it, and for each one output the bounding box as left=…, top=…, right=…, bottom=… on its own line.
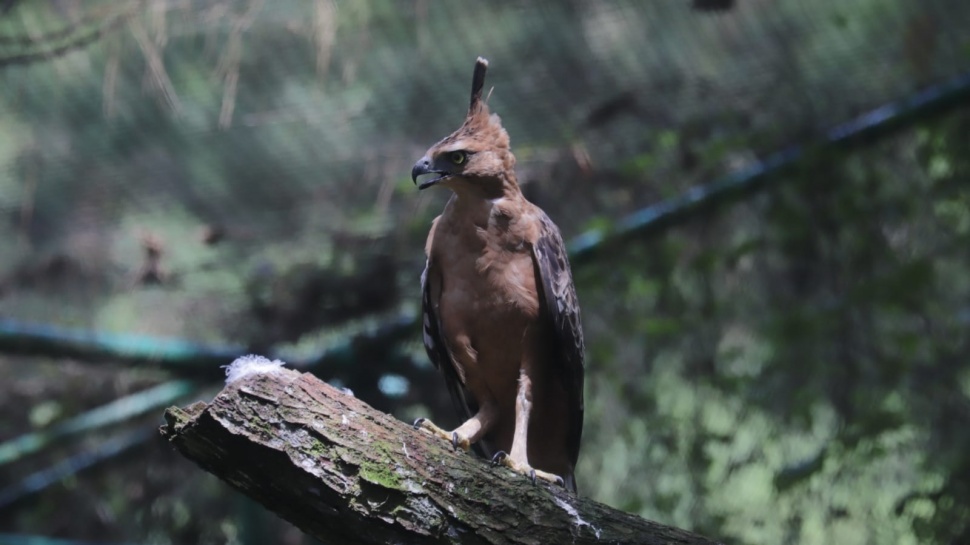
left=451, top=170, right=521, bottom=201
left=446, top=172, right=524, bottom=231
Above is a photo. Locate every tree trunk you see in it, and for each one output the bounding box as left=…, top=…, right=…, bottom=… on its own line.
left=160, top=366, right=722, bottom=545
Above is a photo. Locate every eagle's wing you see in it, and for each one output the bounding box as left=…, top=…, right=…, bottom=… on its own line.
left=531, top=211, right=586, bottom=474
left=420, top=259, right=492, bottom=458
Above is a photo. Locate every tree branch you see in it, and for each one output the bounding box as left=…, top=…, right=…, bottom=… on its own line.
left=160, top=366, right=722, bottom=545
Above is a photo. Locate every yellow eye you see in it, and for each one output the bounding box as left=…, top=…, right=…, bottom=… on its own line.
left=449, top=151, right=467, bottom=165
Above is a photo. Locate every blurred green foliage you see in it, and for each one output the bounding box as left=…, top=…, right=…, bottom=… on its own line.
left=0, top=1, right=969, bottom=544
left=579, top=113, right=970, bottom=544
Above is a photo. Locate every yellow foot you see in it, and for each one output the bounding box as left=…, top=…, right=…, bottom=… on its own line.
left=490, top=451, right=565, bottom=488
left=412, top=418, right=470, bottom=451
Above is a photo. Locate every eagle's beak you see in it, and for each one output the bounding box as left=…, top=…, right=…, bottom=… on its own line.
left=412, top=157, right=450, bottom=190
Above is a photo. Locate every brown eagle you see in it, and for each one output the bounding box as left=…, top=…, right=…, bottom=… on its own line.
left=411, top=57, right=585, bottom=492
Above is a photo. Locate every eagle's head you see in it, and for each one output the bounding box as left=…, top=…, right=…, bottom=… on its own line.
left=412, top=57, right=517, bottom=199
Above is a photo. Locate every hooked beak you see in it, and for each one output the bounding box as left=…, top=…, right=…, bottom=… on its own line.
left=411, top=156, right=451, bottom=190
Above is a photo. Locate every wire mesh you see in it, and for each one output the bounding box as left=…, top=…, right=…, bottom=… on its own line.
left=1, top=1, right=970, bottom=544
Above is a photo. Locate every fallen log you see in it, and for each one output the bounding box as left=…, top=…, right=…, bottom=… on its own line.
left=160, top=357, right=722, bottom=545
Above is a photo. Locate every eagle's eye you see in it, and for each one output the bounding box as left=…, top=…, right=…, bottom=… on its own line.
left=448, top=151, right=467, bottom=165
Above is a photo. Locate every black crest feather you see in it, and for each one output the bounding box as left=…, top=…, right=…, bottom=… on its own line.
left=469, top=57, right=488, bottom=113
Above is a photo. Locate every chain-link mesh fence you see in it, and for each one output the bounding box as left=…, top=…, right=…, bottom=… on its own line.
left=1, top=1, right=969, bottom=544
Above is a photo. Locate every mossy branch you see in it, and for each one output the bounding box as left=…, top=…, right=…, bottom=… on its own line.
left=160, top=367, right=722, bottom=545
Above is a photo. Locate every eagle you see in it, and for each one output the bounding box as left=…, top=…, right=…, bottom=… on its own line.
left=411, top=57, right=585, bottom=492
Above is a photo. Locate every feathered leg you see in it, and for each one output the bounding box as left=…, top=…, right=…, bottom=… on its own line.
left=490, top=371, right=565, bottom=487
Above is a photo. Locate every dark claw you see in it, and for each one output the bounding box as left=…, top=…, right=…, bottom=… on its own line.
left=490, top=451, right=508, bottom=465
left=529, top=469, right=537, bottom=485
left=412, top=418, right=426, bottom=429
left=451, top=432, right=461, bottom=451
left=554, top=475, right=565, bottom=487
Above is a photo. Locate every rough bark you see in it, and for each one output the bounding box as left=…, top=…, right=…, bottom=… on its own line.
left=160, top=367, right=722, bottom=545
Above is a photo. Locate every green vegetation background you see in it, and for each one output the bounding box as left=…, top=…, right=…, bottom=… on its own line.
left=0, top=1, right=969, bottom=544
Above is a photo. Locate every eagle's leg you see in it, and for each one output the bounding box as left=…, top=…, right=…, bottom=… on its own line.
left=492, top=371, right=565, bottom=487
left=413, top=405, right=496, bottom=452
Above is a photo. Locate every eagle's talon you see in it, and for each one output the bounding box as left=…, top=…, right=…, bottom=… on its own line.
left=413, top=417, right=454, bottom=444
left=492, top=453, right=565, bottom=488
left=450, top=432, right=470, bottom=451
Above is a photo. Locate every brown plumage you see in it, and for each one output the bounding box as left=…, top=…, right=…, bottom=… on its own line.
left=411, top=58, right=585, bottom=492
